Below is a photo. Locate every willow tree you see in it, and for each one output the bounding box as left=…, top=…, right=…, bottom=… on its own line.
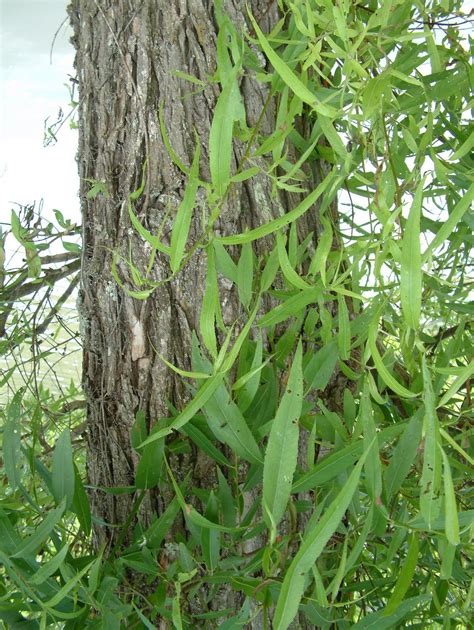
left=64, top=0, right=473, bottom=627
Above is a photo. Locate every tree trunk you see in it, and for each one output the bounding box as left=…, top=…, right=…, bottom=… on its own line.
left=69, top=1, right=331, bottom=625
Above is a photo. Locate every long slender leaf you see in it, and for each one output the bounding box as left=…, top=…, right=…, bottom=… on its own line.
left=3, top=389, right=23, bottom=491
left=423, top=183, right=474, bottom=258
left=139, top=373, right=224, bottom=446
left=209, top=64, right=242, bottom=196
left=420, top=356, right=442, bottom=528
left=200, top=244, right=219, bottom=358
left=258, top=286, right=322, bottom=328
left=237, top=242, right=254, bottom=308
left=263, top=340, right=303, bottom=540
left=170, top=139, right=201, bottom=272
left=384, top=533, right=419, bottom=615
left=219, top=169, right=338, bottom=245
left=203, top=383, right=263, bottom=464
left=273, top=446, right=371, bottom=629
left=277, top=232, right=311, bottom=290
left=384, top=411, right=423, bottom=501
left=12, top=500, right=66, bottom=558
left=52, top=429, right=75, bottom=510
left=368, top=320, right=417, bottom=398
left=400, top=179, right=423, bottom=329
left=30, top=544, right=69, bottom=585
left=359, top=382, right=382, bottom=502
left=439, top=446, right=460, bottom=545
left=249, top=12, right=337, bottom=118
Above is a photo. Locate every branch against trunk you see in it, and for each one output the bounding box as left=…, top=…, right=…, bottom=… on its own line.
left=69, top=1, right=331, bottom=625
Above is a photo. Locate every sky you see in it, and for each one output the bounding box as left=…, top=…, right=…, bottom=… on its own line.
left=0, top=1, right=81, bottom=392
left=0, top=0, right=79, bottom=230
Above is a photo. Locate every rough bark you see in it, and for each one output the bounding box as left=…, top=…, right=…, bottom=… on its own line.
left=69, top=1, right=331, bottom=626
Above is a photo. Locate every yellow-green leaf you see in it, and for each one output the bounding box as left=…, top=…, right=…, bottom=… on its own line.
left=273, top=446, right=371, bottom=629
left=263, top=341, right=303, bottom=541
left=420, top=356, right=442, bottom=528
left=277, top=231, right=311, bottom=290
left=368, top=320, right=417, bottom=398
left=248, top=11, right=337, bottom=118
left=170, top=139, right=201, bottom=273
left=400, top=179, right=423, bottom=329
left=439, top=446, right=460, bottom=545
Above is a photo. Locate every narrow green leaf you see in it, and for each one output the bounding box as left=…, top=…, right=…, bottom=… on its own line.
left=128, top=198, right=170, bottom=254
left=384, top=533, right=419, bottom=615
left=303, top=340, right=338, bottom=393
left=400, top=179, right=423, bottom=329
left=260, top=242, right=279, bottom=291
left=450, top=132, right=474, bottom=161
left=263, top=340, right=303, bottom=540
left=439, top=446, right=460, bottom=545
left=258, top=286, right=321, bottom=328
left=273, top=447, right=370, bottom=630
left=345, top=506, right=374, bottom=576
left=318, top=114, right=347, bottom=158
left=217, top=467, right=236, bottom=528
left=292, top=441, right=362, bottom=493
left=368, top=320, right=417, bottom=398
left=423, top=183, right=474, bottom=258
left=44, top=558, right=96, bottom=608
left=159, top=102, right=189, bottom=174
left=201, top=492, right=220, bottom=570
left=165, top=459, right=244, bottom=533
left=4, top=389, right=23, bottom=490
left=172, top=582, right=183, bottom=630
left=420, top=356, right=442, bottom=528
left=139, top=374, right=224, bottom=446
left=209, top=64, right=242, bottom=196
left=337, top=294, right=351, bottom=361
left=249, top=12, right=337, bottom=117
left=221, top=296, right=261, bottom=372
left=52, top=429, right=75, bottom=510
left=170, top=139, right=201, bottom=273
left=352, top=595, right=431, bottom=630
left=72, top=465, right=92, bottom=536
left=219, top=169, right=338, bottom=245
left=213, top=240, right=238, bottom=283
left=30, top=544, right=69, bottom=585
left=135, top=426, right=164, bottom=489
left=172, top=70, right=205, bottom=86
left=277, top=231, right=311, bottom=290
left=362, top=74, right=390, bottom=117
left=203, top=383, right=263, bottom=464
left=182, top=421, right=231, bottom=468
left=146, top=496, right=181, bottom=549
left=308, top=214, right=333, bottom=285
left=200, top=245, right=219, bottom=358
left=440, top=427, right=474, bottom=466
left=359, top=382, right=382, bottom=502
left=12, top=500, right=66, bottom=558
left=234, top=335, right=265, bottom=413
left=156, top=352, right=211, bottom=379
left=437, top=361, right=474, bottom=408
left=134, top=605, right=159, bottom=630
left=329, top=537, right=348, bottom=603
left=408, top=509, right=473, bottom=532
left=237, top=242, right=254, bottom=308
left=384, top=412, right=423, bottom=501
left=230, top=166, right=261, bottom=182
left=0, top=514, right=21, bottom=554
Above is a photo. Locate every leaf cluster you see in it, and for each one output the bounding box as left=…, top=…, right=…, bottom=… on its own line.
left=1, top=0, right=473, bottom=628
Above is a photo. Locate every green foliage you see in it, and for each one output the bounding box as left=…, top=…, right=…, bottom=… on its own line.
left=1, top=0, right=473, bottom=628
